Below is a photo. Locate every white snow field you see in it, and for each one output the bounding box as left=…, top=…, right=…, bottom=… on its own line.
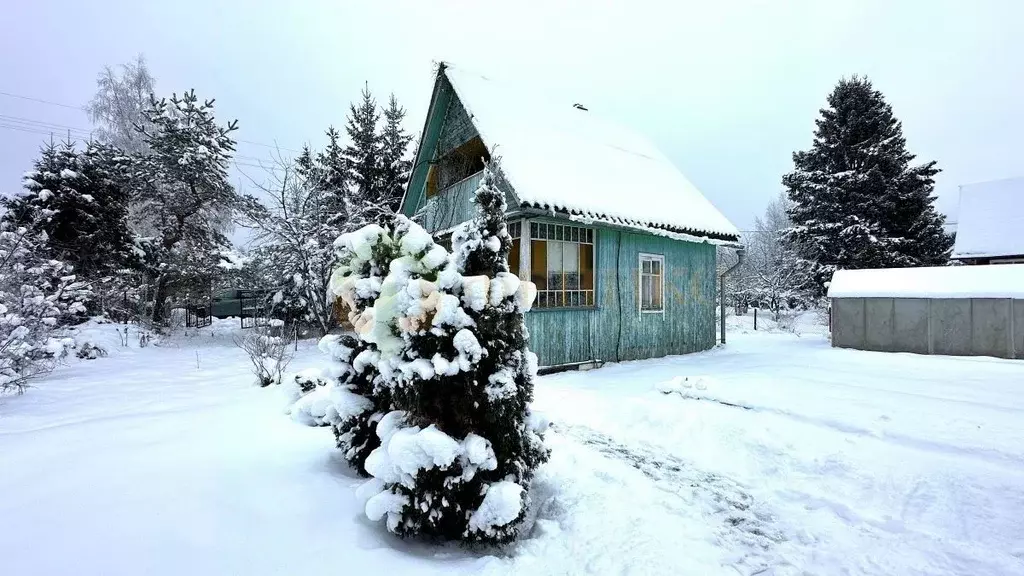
left=3, top=318, right=1024, bottom=575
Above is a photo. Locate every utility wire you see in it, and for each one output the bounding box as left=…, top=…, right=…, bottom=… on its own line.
left=0, top=90, right=83, bottom=110
left=0, top=89, right=303, bottom=153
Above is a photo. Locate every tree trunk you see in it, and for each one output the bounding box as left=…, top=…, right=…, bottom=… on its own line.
left=151, top=274, right=170, bottom=324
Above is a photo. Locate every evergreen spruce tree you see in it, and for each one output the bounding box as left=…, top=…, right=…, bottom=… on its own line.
left=3, top=139, right=135, bottom=281
left=379, top=94, right=413, bottom=215
left=314, top=127, right=349, bottom=227
left=343, top=85, right=385, bottom=228
left=360, top=159, right=547, bottom=544
left=783, top=76, right=953, bottom=297
left=1, top=223, right=92, bottom=393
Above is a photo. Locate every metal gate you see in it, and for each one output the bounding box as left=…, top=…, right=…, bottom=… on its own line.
left=185, top=301, right=212, bottom=328
left=239, top=289, right=270, bottom=329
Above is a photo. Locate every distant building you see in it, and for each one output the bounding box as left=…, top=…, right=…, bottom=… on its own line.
left=952, top=177, right=1024, bottom=264
left=399, top=63, right=739, bottom=368
left=828, top=265, right=1024, bottom=359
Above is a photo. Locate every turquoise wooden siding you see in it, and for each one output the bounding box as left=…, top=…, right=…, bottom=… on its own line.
left=525, top=226, right=717, bottom=367
left=422, top=172, right=484, bottom=232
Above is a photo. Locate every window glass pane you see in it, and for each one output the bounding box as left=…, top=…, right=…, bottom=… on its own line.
left=509, top=238, right=521, bottom=279
left=548, top=241, right=563, bottom=290
left=641, top=275, right=652, bottom=309
left=530, top=222, right=537, bottom=239
left=571, top=227, right=579, bottom=242
left=563, top=242, right=579, bottom=290
left=531, top=240, right=547, bottom=289
left=652, top=259, right=660, bottom=275
left=580, top=243, right=594, bottom=290
left=642, top=259, right=652, bottom=274
left=555, top=225, right=563, bottom=241
left=586, top=229, right=593, bottom=243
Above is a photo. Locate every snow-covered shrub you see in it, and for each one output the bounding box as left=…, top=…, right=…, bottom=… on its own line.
left=1, top=224, right=91, bottom=393
left=320, top=224, right=400, bottom=473
left=358, top=160, right=548, bottom=544
left=235, top=327, right=292, bottom=387
left=75, top=342, right=108, bottom=360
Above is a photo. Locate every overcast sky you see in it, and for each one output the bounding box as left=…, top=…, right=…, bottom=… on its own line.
left=2, top=0, right=1022, bottom=236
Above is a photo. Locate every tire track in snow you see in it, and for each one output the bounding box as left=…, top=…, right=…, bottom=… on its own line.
left=675, top=394, right=1024, bottom=471
left=554, top=423, right=787, bottom=576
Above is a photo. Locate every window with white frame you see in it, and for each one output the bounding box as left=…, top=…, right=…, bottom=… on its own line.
left=639, top=254, right=664, bottom=312
left=529, top=222, right=595, bottom=308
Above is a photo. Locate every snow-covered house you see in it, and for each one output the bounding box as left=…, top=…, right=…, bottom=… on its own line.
left=952, top=177, right=1024, bottom=264
left=399, top=63, right=740, bottom=368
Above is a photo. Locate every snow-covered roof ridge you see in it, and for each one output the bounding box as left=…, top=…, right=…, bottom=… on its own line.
left=952, top=176, right=1024, bottom=259
left=827, top=264, right=1024, bottom=299
left=440, top=63, right=740, bottom=240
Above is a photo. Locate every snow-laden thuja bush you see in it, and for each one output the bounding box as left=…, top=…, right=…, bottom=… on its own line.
left=289, top=222, right=401, bottom=470
left=1, top=225, right=91, bottom=393
left=289, top=161, right=548, bottom=544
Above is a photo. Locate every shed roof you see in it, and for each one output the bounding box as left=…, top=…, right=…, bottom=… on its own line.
left=952, top=177, right=1024, bottom=259
left=420, top=64, right=739, bottom=241
left=828, top=264, right=1024, bottom=299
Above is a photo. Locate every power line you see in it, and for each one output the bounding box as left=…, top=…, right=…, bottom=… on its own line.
left=0, top=109, right=291, bottom=167
left=0, top=90, right=84, bottom=110
left=0, top=89, right=303, bottom=154
left=0, top=123, right=90, bottom=139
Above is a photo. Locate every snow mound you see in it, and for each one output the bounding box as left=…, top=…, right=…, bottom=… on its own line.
left=655, top=375, right=713, bottom=396
left=467, top=481, right=525, bottom=536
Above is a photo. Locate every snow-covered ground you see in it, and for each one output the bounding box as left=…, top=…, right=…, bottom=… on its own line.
left=3, top=317, right=1024, bottom=575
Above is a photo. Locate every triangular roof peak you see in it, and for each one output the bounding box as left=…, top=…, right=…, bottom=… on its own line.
left=404, top=62, right=739, bottom=241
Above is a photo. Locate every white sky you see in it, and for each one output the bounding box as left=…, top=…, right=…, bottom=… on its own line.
left=2, top=0, right=1023, bottom=235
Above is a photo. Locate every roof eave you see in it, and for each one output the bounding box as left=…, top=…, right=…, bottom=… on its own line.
left=517, top=203, right=739, bottom=243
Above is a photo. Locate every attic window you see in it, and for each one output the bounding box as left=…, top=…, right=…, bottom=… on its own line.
left=436, top=136, right=489, bottom=191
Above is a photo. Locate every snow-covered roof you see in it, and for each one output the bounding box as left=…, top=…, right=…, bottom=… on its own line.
left=440, top=64, right=740, bottom=240
left=828, top=264, right=1024, bottom=299
left=952, top=177, right=1024, bottom=259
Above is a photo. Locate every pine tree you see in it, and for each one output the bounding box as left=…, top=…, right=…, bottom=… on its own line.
left=343, top=85, right=385, bottom=229
left=3, top=140, right=135, bottom=281
left=783, top=76, right=953, bottom=297
left=132, top=90, right=240, bottom=324
left=360, top=160, right=547, bottom=544
left=379, top=94, right=413, bottom=215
